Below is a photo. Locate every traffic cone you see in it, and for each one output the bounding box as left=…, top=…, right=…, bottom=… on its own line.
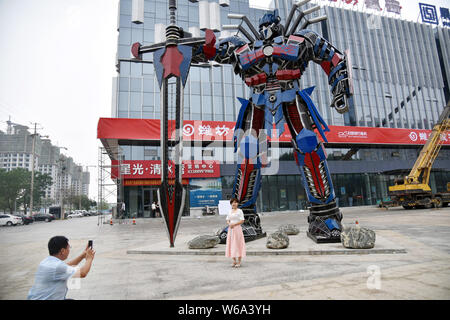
left=110, top=218, right=113, bottom=226
left=133, top=217, right=136, bottom=225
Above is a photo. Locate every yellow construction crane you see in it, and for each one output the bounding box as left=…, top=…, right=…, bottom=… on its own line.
left=388, top=101, right=450, bottom=209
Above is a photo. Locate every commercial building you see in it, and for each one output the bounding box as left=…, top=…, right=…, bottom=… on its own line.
left=99, top=0, right=450, bottom=217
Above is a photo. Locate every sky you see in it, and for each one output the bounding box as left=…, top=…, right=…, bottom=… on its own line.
left=0, top=0, right=119, bottom=201
left=0, top=0, right=448, bottom=202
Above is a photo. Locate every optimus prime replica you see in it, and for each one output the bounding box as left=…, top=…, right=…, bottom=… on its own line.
left=132, top=0, right=353, bottom=245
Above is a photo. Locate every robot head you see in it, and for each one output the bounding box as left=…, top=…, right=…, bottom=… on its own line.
left=258, top=9, right=283, bottom=40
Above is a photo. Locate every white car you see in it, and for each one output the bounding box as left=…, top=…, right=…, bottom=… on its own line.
left=0, top=214, right=23, bottom=226
left=67, top=212, right=83, bottom=219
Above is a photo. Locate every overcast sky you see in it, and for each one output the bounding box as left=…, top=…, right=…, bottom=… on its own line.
left=0, top=0, right=448, bottom=202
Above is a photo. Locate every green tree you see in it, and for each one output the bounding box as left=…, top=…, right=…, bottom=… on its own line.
left=69, top=194, right=95, bottom=211
left=17, top=171, right=53, bottom=215
left=0, top=168, right=29, bottom=214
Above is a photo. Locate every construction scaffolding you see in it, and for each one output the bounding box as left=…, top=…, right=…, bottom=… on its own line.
left=97, top=145, right=123, bottom=224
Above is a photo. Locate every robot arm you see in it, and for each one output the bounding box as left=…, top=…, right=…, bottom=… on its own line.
left=294, top=30, right=354, bottom=114
left=191, top=29, right=247, bottom=69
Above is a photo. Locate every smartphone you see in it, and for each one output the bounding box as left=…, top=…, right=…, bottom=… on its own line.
left=88, top=240, right=93, bottom=249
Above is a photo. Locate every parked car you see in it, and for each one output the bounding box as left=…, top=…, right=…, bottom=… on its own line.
left=81, top=210, right=90, bottom=216
left=32, top=213, right=55, bottom=222
left=14, top=214, right=34, bottom=225
left=0, top=214, right=23, bottom=226
left=67, top=212, right=83, bottom=218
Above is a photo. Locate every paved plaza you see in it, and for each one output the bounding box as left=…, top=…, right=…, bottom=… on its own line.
left=1, top=205, right=450, bottom=300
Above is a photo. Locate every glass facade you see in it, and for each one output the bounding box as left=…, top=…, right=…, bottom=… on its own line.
left=111, top=0, right=450, bottom=215
left=221, top=170, right=450, bottom=212
left=113, top=0, right=448, bottom=160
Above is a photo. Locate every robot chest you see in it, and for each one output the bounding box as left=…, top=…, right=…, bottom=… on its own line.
left=236, top=44, right=299, bottom=71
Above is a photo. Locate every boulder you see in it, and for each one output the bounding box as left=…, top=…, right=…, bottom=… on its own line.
left=188, top=235, right=220, bottom=249
left=266, top=231, right=289, bottom=249
left=278, top=224, right=300, bottom=235
left=340, top=225, right=376, bottom=249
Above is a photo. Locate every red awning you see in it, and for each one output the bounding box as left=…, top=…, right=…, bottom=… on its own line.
left=97, top=118, right=160, bottom=141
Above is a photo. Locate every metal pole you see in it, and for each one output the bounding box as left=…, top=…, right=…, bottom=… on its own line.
left=29, top=123, right=37, bottom=217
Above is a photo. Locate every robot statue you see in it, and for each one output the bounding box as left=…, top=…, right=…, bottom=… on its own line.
left=191, top=2, right=354, bottom=243
left=132, top=0, right=353, bottom=245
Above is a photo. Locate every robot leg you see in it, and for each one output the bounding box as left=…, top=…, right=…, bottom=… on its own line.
left=283, top=99, right=343, bottom=243
left=232, top=100, right=266, bottom=238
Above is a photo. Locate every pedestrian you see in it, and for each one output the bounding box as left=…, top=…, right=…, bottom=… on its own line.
left=156, top=202, right=160, bottom=217
left=27, top=236, right=95, bottom=300
left=151, top=201, right=156, bottom=218
left=225, top=198, right=246, bottom=268
left=121, top=202, right=126, bottom=218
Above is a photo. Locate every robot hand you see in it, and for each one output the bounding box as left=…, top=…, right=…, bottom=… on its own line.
left=330, top=77, right=353, bottom=114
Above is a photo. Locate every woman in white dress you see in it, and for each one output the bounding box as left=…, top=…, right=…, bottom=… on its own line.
left=225, top=198, right=246, bottom=268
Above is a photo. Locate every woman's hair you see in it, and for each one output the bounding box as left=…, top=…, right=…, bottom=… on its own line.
left=230, top=198, right=239, bottom=205
left=48, top=236, right=69, bottom=256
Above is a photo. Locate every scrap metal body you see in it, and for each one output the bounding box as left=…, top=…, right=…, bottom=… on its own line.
left=132, top=1, right=354, bottom=244
left=191, top=4, right=354, bottom=243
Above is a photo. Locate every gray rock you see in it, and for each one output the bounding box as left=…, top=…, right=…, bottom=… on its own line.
left=340, top=225, right=376, bottom=249
left=278, top=224, right=300, bottom=235
left=188, top=235, right=220, bottom=249
left=266, top=231, right=289, bottom=249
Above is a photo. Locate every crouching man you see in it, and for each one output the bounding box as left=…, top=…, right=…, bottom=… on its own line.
left=27, top=236, right=95, bottom=300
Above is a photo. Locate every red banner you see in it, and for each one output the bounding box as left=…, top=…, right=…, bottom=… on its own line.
left=98, top=118, right=450, bottom=146
left=111, top=160, right=220, bottom=180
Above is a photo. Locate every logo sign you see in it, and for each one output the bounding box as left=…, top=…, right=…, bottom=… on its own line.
left=385, top=0, right=402, bottom=15
left=182, top=124, right=195, bottom=136
left=409, top=132, right=418, bottom=142
left=419, top=3, right=439, bottom=25
left=364, top=0, right=382, bottom=11
left=338, top=130, right=368, bottom=139
left=441, top=7, right=450, bottom=27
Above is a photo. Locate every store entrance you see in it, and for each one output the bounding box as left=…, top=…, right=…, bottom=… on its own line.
left=143, top=188, right=158, bottom=218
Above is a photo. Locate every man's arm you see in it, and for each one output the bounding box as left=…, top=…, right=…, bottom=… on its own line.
left=66, top=251, right=86, bottom=266
left=72, top=248, right=95, bottom=279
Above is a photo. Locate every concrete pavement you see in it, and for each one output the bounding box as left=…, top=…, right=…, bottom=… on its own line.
left=0, top=205, right=449, bottom=300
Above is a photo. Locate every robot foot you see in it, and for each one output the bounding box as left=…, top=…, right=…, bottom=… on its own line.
left=306, top=201, right=343, bottom=243
left=218, top=206, right=266, bottom=244
left=241, top=207, right=266, bottom=242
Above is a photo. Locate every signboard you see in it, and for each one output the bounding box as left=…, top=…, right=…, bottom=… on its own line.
left=364, top=0, right=382, bottom=11
left=99, top=118, right=450, bottom=146
left=419, top=3, right=450, bottom=26
left=385, top=0, right=402, bottom=14
left=441, top=7, right=450, bottom=27
left=189, top=178, right=222, bottom=208
left=317, top=126, right=450, bottom=146
left=218, top=200, right=231, bottom=216
left=111, top=160, right=220, bottom=180
left=419, top=3, right=439, bottom=25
